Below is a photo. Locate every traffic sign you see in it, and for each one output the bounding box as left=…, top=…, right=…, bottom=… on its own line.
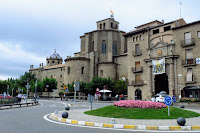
left=96, top=88, right=99, bottom=92
left=172, top=96, right=176, bottom=103
left=164, top=96, right=172, bottom=106
left=87, top=95, right=95, bottom=103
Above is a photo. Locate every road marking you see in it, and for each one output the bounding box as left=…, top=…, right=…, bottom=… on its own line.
left=43, top=114, right=199, bottom=132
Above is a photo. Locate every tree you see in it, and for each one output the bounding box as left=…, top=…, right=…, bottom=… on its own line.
left=114, top=80, right=127, bottom=95
left=43, top=78, right=57, bottom=96
left=18, top=72, right=36, bottom=88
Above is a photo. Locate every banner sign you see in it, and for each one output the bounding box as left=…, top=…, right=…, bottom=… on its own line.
left=152, top=58, right=165, bottom=74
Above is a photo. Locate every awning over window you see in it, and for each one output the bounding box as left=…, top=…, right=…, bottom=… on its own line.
left=183, top=86, right=200, bottom=90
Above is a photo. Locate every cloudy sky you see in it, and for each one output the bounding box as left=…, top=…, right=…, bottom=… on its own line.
left=0, top=0, right=199, bottom=80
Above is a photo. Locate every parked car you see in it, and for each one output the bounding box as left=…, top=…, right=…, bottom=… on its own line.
left=151, top=91, right=168, bottom=102
left=0, top=94, right=12, bottom=98
left=22, top=94, right=28, bottom=100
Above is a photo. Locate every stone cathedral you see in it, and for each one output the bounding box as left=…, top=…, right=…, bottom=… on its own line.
left=30, top=16, right=200, bottom=100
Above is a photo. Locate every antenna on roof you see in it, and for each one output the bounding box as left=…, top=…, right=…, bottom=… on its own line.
left=180, top=1, right=182, bottom=19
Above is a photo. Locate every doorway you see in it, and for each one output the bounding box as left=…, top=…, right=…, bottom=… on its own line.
left=154, top=73, right=169, bottom=94
left=135, top=89, right=142, bottom=100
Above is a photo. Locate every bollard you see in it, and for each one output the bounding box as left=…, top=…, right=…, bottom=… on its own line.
left=65, top=106, right=70, bottom=111
left=177, top=117, right=186, bottom=126
left=54, top=109, right=58, bottom=114
left=62, top=112, right=68, bottom=118
left=110, top=118, right=115, bottom=124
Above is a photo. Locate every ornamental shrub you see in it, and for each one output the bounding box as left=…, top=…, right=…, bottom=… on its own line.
left=113, top=100, right=167, bottom=109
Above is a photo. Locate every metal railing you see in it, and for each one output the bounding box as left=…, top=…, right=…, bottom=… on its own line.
left=132, top=80, right=144, bottom=86
left=132, top=67, right=143, bottom=73
left=182, top=58, right=196, bottom=66
left=181, top=38, right=195, bottom=47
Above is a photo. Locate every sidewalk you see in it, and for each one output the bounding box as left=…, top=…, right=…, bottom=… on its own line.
left=0, top=99, right=39, bottom=110
left=50, top=107, right=200, bottom=131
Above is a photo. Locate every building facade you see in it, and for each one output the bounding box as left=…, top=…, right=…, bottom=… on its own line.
left=29, top=17, right=200, bottom=100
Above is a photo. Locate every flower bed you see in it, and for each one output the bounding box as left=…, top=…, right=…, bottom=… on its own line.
left=114, top=100, right=167, bottom=109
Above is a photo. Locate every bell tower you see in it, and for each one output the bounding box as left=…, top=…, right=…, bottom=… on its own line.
left=46, top=49, right=63, bottom=66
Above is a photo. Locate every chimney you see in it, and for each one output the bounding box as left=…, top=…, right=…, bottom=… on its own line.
left=162, top=19, right=164, bottom=24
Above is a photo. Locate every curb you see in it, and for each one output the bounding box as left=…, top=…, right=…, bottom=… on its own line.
left=49, top=113, right=200, bottom=131
left=67, top=104, right=88, bottom=107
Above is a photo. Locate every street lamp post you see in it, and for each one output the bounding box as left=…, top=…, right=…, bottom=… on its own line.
left=35, top=80, right=37, bottom=104
left=46, top=85, right=49, bottom=98
left=7, top=85, right=9, bottom=96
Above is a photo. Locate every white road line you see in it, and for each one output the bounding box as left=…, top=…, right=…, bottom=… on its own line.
left=43, top=114, right=200, bottom=132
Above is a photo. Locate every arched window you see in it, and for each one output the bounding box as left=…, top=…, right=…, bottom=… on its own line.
left=140, top=35, right=143, bottom=40
left=101, top=40, right=106, bottom=54
left=67, top=66, right=71, bottom=75
left=113, top=41, right=117, bottom=55
left=111, top=22, right=113, bottom=28
left=100, top=24, right=102, bottom=29
left=133, top=37, right=135, bottom=42
left=100, top=70, right=103, bottom=76
left=81, top=67, right=84, bottom=74
left=115, top=24, right=118, bottom=29
left=91, top=41, right=94, bottom=52
left=52, top=61, right=54, bottom=63
left=58, top=61, right=59, bottom=64
left=103, top=23, right=106, bottom=29
left=136, top=36, right=139, bottom=41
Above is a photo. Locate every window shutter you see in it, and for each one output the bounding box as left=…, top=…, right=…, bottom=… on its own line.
left=187, top=69, right=193, bottom=82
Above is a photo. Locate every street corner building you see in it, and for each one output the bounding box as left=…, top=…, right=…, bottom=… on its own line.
left=29, top=16, right=200, bottom=101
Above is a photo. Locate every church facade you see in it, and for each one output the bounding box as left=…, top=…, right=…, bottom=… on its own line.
left=29, top=17, right=200, bottom=100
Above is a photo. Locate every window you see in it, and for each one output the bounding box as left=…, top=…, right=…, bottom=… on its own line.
left=100, top=70, right=103, bottom=76
left=60, top=75, right=62, bottom=78
left=153, top=29, right=159, bottom=34
left=112, top=41, right=117, bottom=55
left=135, top=74, right=141, bottom=84
left=67, top=66, right=71, bottom=75
left=133, top=37, right=135, bottom=42
left=91, top=41, right=94, bottom=52
left=101, top=40, right=106, bottom=54
left=135, top=44, right=140, bottom=54
left=140, top=35, right=143, bottom=40
left=103, top=23, right=105, bottom=29
left=58, top=61, right=59, bottom=64
left=51, top=75, right=53, bottom=78
left=52, top=61, right=54, bottom=63
left=48, top=61, right=49, bottom=63
left=100, top=24, right=102, bottom=29
left=136, top=36, right=139, bottom=41
left=184, top=32, right=191, bottom=45
left=164, top=26, right=171, bottom=32
left=115, top=24, right=118, bottom=29
left=46, top=76, right=47, bottom=78
left=81, top=67, right=84, bottom=74
left=111, top=22, right=113, bottom=28
left=187, top=68, right=193, bottom=82
left=61, top=68, right=62, bottom=71
left=198, top=31, right=200, bottom=38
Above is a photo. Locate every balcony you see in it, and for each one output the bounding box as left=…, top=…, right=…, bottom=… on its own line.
left=132, top=80, right=144, bottom=86
left=133, top=49, right=142, bottom=56
left=181, top=38, right=195, bottom=47
left=186, top=75, right=196, bottom=84
left=182, top=58, right=196, bottom=67
left=132, top=67, right=143, bottom=73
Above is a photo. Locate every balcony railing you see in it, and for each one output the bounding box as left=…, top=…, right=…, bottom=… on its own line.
left=182, top=58, right=196, bottom=66
left=186, top=75, right=196, bottom=84
left=132, top=67, right=143, bottom=73
left=133, top=49, right=142, bottom=56
left=181, top=38, right=195, bottom=47
left=132, top=80, right=144, bottom=86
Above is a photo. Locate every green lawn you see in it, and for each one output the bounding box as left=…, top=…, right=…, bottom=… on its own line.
left=84, top=105, right=200, bottom=119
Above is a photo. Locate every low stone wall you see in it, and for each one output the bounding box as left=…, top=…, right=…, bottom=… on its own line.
left=176, top=102, right=200, bottom=107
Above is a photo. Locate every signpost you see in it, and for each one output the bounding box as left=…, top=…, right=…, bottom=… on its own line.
left=87, top=94, right=95, bottom=111
left=172, top=95, right=176, bottom=107
left=7, top=85, right=9, bottom=96
left=25, top=83, right=31, bottom=103
left=35, top=80, right=37, bottom=104
left=164, top=96, right=172, bottom=116
left=96, top=88, right=99, bottom=102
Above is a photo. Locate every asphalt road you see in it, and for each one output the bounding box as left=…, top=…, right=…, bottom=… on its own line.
left=0, top=99, right=199, bottom=133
